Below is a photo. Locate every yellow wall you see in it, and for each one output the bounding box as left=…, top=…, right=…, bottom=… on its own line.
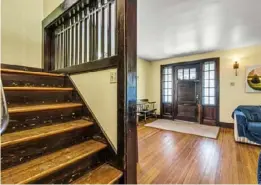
left=149, top=45, right=261, bottom=123
left=70, top=69, right=118, bottom=151
left=1, top=0, right=43, bottom=68
left=137, top=58, right=151, bottom=100
left=43, top=0, right=63, bottom=18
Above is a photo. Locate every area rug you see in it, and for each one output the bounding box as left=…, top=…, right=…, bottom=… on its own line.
left=145, top=119, right=220, bottom=139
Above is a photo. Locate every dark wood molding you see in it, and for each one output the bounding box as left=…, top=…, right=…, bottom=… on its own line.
left=160, top=57, right=220, bottom=67
left=1, top=64, right=43, bottom=72
left=117, top=0, right=137, bottom=183
left=42, top=0, right=79, bottom=29
left=54, top=56, right=119, bottom=74
left=219, top=122, right=234, bottom=129
left=160, top=58, right=220, bottom=127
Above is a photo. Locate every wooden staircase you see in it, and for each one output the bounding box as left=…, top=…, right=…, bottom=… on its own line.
left=1, top=68, right=122, bottom=184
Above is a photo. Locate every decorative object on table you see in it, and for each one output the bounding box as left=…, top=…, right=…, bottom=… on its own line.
left=246, top=65, right=261, bottom=92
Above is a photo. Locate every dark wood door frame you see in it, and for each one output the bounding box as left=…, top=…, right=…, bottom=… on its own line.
left=117, top=0, right=138, bottom=184
left=160, top=58, right=220, bottom=126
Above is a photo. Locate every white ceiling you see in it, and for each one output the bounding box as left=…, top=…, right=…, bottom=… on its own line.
left=137, top=0, right=261, bottom=61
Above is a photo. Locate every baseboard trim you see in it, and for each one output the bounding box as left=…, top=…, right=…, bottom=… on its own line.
left=219, top=122, right=234, bottom=129
left=1, top=63, right=43, bottom=72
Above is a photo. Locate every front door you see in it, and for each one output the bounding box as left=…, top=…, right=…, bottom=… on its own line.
left=174, top=64, right=200, bottom=122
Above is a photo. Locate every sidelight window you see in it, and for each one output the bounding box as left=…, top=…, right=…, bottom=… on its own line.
left=203, top=61, right=216, bottom=105
left=162, top=67, right=173, bottom=103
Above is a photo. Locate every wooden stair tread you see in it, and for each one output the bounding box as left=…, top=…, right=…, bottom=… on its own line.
left=72, top=164, right=123, bottom=184
left=1, top=120, right=93, bottom=148
left=1, top=140, right=107, bottom=184
left=8, top=103, right=83, bottom=114
left=1, top=69, right=64, bottom=77
left=4, top=87, right=73, bottom=91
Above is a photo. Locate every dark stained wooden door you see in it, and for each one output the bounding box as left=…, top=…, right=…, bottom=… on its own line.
left=174, top=65, right=200, bottom=122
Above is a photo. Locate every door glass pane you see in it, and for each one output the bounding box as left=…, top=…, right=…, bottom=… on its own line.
left=167, top=75, right=171, bottom=81
left=204, top=97, right=209, bottom=104
left=209, top=88, right=215, bottom=96
left=204, top=64, right=209, bottom=71
left=168, top=96, right=172, bottom=103
left=204, top=80, right=209, bottom=87
left=190, top=68, right=196, bottom=79
left=204, top=72, right=209, bottom=79
left=204, top=88, right=209, bottom=96
left=168, top=89, right=172, bottom=95
left=209, top=71, right=215, bottom=79
left=209, top=63, right=215, bottom=70
left=164, top=96, right=167, bottom=103
left=184, top=69, right=189, bottom=79
left=209, top=80, right=215, bottom=87
left=168, top=82, right=172, bottom=88
left=178, top=69, right=183, bottom=80
left=209, top=97, right=215, bottom=105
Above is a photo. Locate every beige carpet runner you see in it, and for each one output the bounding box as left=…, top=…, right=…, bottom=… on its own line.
left=146, top=119, right=220, bottom=139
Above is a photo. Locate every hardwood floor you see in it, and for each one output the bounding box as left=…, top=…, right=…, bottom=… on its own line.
left=137, top=121, right=260, bottom=184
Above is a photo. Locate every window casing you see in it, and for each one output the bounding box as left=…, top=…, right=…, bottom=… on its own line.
left=203, top=61, right=216, bottom=105
left=162, top=67, right=173, bottom=103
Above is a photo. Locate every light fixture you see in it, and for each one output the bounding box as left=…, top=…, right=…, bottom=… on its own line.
left=233, top=61, right=239, bottom=76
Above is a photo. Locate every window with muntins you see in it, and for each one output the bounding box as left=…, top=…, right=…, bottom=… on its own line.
left=162, top=67, right=173, bottom=103
left=203, top=61, right=216, bottom=105
left=177, top=68, right=197, bottom=80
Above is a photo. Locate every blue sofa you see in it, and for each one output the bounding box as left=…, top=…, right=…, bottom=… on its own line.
left=232, top=105, right=261, bottom=183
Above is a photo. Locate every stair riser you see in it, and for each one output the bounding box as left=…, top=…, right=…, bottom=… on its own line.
left=6, top=91, right=74, bottom=106
left=2, top=73, right=66, bottom=87
left=1, top=126, right=98, bottom=170
left=35, top=148, right=111, bottom=184
left=6, top=108, right=83, bottom=133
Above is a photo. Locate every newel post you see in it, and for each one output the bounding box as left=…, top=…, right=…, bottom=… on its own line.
left=117, top=0, right=137, bottom=184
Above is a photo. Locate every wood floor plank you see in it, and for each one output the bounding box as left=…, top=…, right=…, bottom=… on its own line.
left=1, top=140, right=107, bottom=184
left=4, top=87, right=73, bottom=91
left=8, top=103, right=83, bottom=114
left=72, top=164, right=123, bottom=184
left=137, top=125, right=260, bottom=184
left=1, top=69, right=64, bottom=77
left=1, top=120, right=93, bottom=148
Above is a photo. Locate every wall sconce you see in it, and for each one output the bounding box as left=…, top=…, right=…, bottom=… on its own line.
left=233, top=61, right=239, bottom=76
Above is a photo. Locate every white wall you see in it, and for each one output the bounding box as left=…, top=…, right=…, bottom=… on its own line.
left=149, top=45, right=261, bottom=123
left=70, top=69, right=118, bottom=151
left=137, top=58, right=151, bottom=100
left=1, top=0, right=43, bottom=68
left=43, top=0, right=63, bottom=18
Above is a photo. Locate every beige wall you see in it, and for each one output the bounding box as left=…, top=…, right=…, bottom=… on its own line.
left=43, top=0, right=63, bottom=18
left=149, top=45, right=261, bottom=123
left=137, top=58, right=151, bottom=100
left=1, top=0, right=43, bottom=68
left=70, top=69, right=118, bottom=151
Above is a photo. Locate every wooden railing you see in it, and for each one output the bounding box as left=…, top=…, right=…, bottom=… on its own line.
left=43, top=0, right=137, bottom=183
left=43, top=0, right=117, bottom=73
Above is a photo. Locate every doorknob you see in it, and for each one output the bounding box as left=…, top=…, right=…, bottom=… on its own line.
left=196, top=95, right=199, bottom=103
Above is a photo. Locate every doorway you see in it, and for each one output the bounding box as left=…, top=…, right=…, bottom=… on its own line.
left=160, top=58, right=220, bottom=126
left=174, top=64, right=200, bottom=122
